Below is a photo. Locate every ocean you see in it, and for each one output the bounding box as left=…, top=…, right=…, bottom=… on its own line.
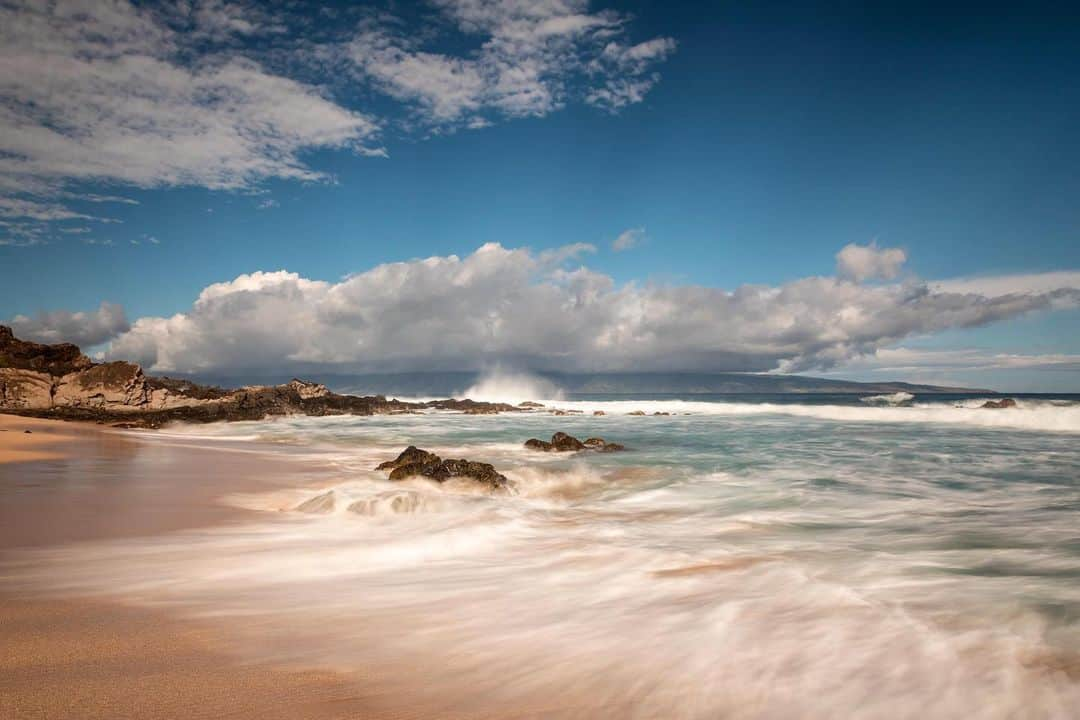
left=9, top=391, right=1080, bottom=717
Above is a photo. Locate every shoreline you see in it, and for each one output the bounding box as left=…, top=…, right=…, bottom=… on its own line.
left=0, top=414, right=84, bottom=464
left=0, top=417, right=395, bottom=720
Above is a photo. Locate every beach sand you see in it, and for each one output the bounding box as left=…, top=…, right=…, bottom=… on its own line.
left=0, top=415, right=81, bottom=465
left=0, top=416, right=392, bottom=720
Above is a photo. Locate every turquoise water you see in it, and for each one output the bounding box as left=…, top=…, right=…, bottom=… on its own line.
left=11, top=395, right=1080, bottom=717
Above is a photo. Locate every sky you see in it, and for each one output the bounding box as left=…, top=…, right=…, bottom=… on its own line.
left=1, top=0, right=1078, bottom=391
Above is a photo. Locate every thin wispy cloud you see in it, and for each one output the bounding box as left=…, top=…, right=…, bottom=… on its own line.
left=0, top=0, right=674, bottom=245
left=612, top=227, right=646, bottom=252
left=346, top=1, right=676, bottom=129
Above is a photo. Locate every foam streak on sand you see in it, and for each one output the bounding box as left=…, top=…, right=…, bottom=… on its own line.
left=3, top=401, right=1080, bottom=718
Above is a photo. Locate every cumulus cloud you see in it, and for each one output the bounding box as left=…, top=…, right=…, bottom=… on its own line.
left=612, top=227, right=645, bottom=251
left=9, top=302, right=130, bottom=348
left=99, top=244, right=1080, bottom=375
left=346, top=0, right=676, bottom=128
left=836, top=242, right=908, bottom=282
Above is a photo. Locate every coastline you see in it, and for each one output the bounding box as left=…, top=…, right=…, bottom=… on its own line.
left=0, top=417, right=390, bottom=720
left=3, top=407, right=1079, bottom=717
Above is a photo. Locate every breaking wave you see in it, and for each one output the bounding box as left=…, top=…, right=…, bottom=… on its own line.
left=524, top=397, right=1080, bottom=433
left=462, top=367, right=564, bottom=404
left=860, top=391, right=915, bottom=406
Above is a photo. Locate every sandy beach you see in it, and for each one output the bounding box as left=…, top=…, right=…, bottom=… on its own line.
left=3, top=408, right=1079, bottom=719
left=0, top=416, right=385, bottom=720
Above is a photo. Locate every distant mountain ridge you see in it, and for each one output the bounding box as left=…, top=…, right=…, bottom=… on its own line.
left=172, top=371, right=993, bottom=397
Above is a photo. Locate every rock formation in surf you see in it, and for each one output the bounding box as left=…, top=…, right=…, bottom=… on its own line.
left=375, top=446, right=510, bottom=490
left=981, top=398, right=1018, bottom=409
left=524, top=431, right=625, bottom=453
left=0, top=326, right=516, bottom=427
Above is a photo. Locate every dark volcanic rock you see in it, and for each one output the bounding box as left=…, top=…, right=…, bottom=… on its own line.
left=524, top=432, right=624, bottom=453
left=518, top=401, right=545, bottom=408
left=583, top=437, right=625, bottom=452
left=551, top=431, right=586, bottom=451
left=0, top=325, right=92, bottom=376
left=376, top=445, right=441, bottom=471
left=378, top=447, right=509, bottom=490
left=423, top=398, right=518, bottom=414
left=981, top=398, right=1018, bottom=409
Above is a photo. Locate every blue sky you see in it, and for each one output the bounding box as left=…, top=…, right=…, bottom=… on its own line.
left=2, top=0, right=1078, bottom=390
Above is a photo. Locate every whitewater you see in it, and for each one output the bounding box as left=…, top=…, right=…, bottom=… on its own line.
left=6, top=390, right=1080, bottom=718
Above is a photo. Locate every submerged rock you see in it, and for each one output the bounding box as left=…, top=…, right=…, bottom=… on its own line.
left=628, top=410, right=646, bottom=416
left=295, top=490, right=336, bottom=514
left=348, top=490, right=430, bottom=516
left=518, top=401, right=545, bottom=408
left=981, top=398, right=1018, bottom=409
left=523, top=432, right=624, bottom=453
left=377, top=447, right=510, bottom=490
left=593, top=410, right=605, bottom=416
left=583, top=437, right=625, bottom=452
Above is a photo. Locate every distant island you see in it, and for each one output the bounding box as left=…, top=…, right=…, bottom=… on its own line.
left=177, top=370, right=992, bottom=398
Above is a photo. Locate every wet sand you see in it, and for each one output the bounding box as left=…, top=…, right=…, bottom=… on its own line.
left=0, top=416, right=385, bottom=720
left=0, top=414, right=80, bottom=465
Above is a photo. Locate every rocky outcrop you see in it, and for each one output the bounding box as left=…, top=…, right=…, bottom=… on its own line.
left=524, top=432, right=624, bottom=453
left=0, top=325, right=92, bottom=376
left=0, top=327, right=516, bottom=427
left=0, top=368, right=53, bottom=409
left=981, top=398, right=1018, bottom=409
left=375, top=446, right=510, bottom=490
left=420, top=398, right=519, bottom=414
left=582, top=437, right=625, bottom=452
left=376, top=446, right=442, bottom=472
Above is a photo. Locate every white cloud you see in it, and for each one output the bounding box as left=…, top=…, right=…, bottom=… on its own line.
left=0, top=0, right=380, bottom=227
left=100, top=243, right=1080, bottom=375
left=836, top=242, right=908, bottom=282
left=346, top=0, right=676, bottom=128
left=931, top=271, right=1080, bottom=298
left=9, top=302, right=130, bottom=348
left=612, top=227, right=645, bottom=252
left=832, top=347, right=1080, bottom=374
left=0, top=1, right=675, bottom=237
left=0, top=198, right=99, bottom=222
